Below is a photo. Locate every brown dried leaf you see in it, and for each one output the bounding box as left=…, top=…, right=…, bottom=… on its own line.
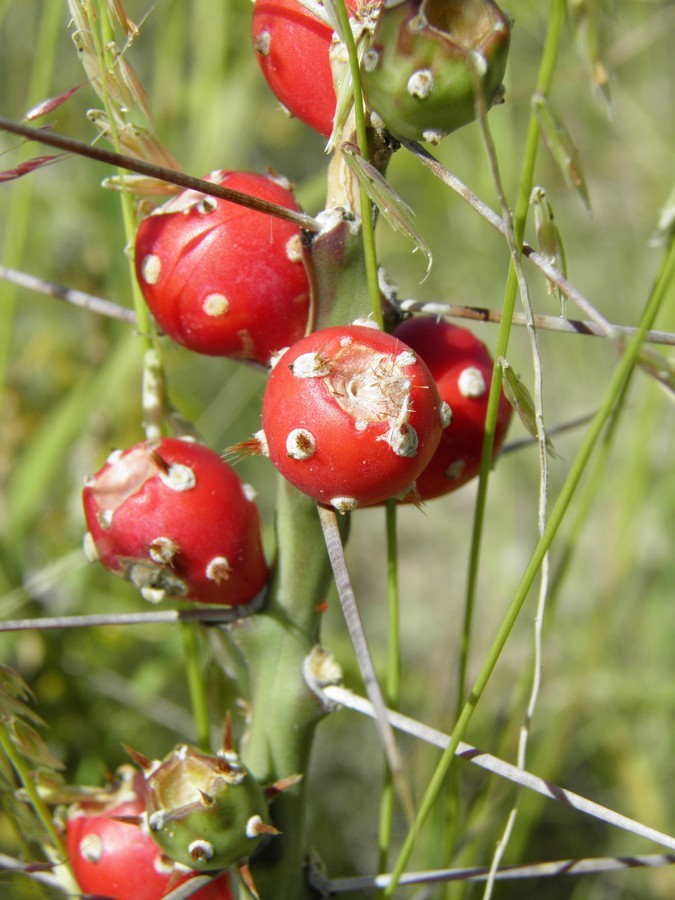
left=108, top=0, right=139, bottom=39
left=342, top=142, right=433, bottom=277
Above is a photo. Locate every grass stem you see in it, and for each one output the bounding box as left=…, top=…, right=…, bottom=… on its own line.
left=0, top=722, right=79, bottom=895
left=385, top=228, right=674, bottom=896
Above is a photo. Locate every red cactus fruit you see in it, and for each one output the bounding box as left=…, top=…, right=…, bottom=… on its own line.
left=251, top=0, right=360, bottom=137
left=82, top=437, right=268, bottom=605
left=65, top=767, right=233, bottom=900
left=259, top=322, right=450, bottom=511
left=134, top=170, right=310, bottom=366
left=392, top=316, right=512, bottom=500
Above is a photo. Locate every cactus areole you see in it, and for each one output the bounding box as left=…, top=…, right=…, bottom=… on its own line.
left=82, top=437, right=268, bottom=605
left=259, top=324, right=449, bottom=511
left=362, top=0, right=511, bottom=143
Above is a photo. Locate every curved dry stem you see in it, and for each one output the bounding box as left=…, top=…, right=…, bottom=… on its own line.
left=321, top=686, right=675, bottom=853
left=0, top=116, right=322, bottom=232
left=317, top=505, right=415, bottom=826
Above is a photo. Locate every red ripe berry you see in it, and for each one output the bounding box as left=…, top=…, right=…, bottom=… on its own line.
left=134, top=170, right=310, bottom=366
left=252, top=0, right=359, bottom=137
left=66, top=769, right=233, bottom=900
left=259, top=323, right=450, bottom=511
left=82, top=437, right=268, bottom=605
left=392, top=317, right=512, bottom=500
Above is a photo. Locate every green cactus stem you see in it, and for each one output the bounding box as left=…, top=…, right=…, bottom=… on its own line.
left=224, top=477, right=347, bottom=899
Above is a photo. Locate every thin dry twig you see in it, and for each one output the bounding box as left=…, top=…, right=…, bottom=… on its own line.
left=322, top=686, right=675, bottom=853
left=501, top=412, right=596, bottom=455
left=397, top=300, right=675, bottom=346
left=0, top=599, right=264, bottom=632
left=0, top=264, right=136, bottom=323
left=6, top=261, right=675, bottom=348
left=322, top=852, right=675, bottom=892
left=0, top=117, right=322, bottom=232
left=0, top=854, right=62, bottom=889
left=400, top=139, right=619, bottom=341
left=317, top=506, right=416, bottom=826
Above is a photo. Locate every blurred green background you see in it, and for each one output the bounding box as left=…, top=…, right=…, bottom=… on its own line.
left=0, top=1, right=673, bottom=897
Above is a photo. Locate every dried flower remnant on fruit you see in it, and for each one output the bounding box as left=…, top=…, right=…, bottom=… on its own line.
left=142, top=743, right=277, bottom=872
left=82, top=437, right=267, bottom=605
left=261, top=325, right=445, bottom=507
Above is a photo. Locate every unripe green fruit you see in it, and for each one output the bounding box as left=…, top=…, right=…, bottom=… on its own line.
left=144, top=745, right=276, bottom=871
left=362, top=0, right=511, bottom=143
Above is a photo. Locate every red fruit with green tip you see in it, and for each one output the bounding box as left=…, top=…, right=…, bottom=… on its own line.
left=65, top=767, right=233, bottom=900
left=82, top=437, right=268, bottom=605
left=134, top=170, right=310, bottom=366
left=259, top=323, right=450, bottom=511
left=392, top=316, right=512, bottom=500
left=252, top=0, right=360, bottom=137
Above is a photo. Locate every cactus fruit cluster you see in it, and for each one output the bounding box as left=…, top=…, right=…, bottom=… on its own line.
left=251, top=0, right=511, bottom=144
left=1, top=0, right=669, bottom=898
left=75, top=7, right=514, bottom=886
left=65, top=766, right=234, bottom=899
left=28, top=2, right=515, bottom=898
